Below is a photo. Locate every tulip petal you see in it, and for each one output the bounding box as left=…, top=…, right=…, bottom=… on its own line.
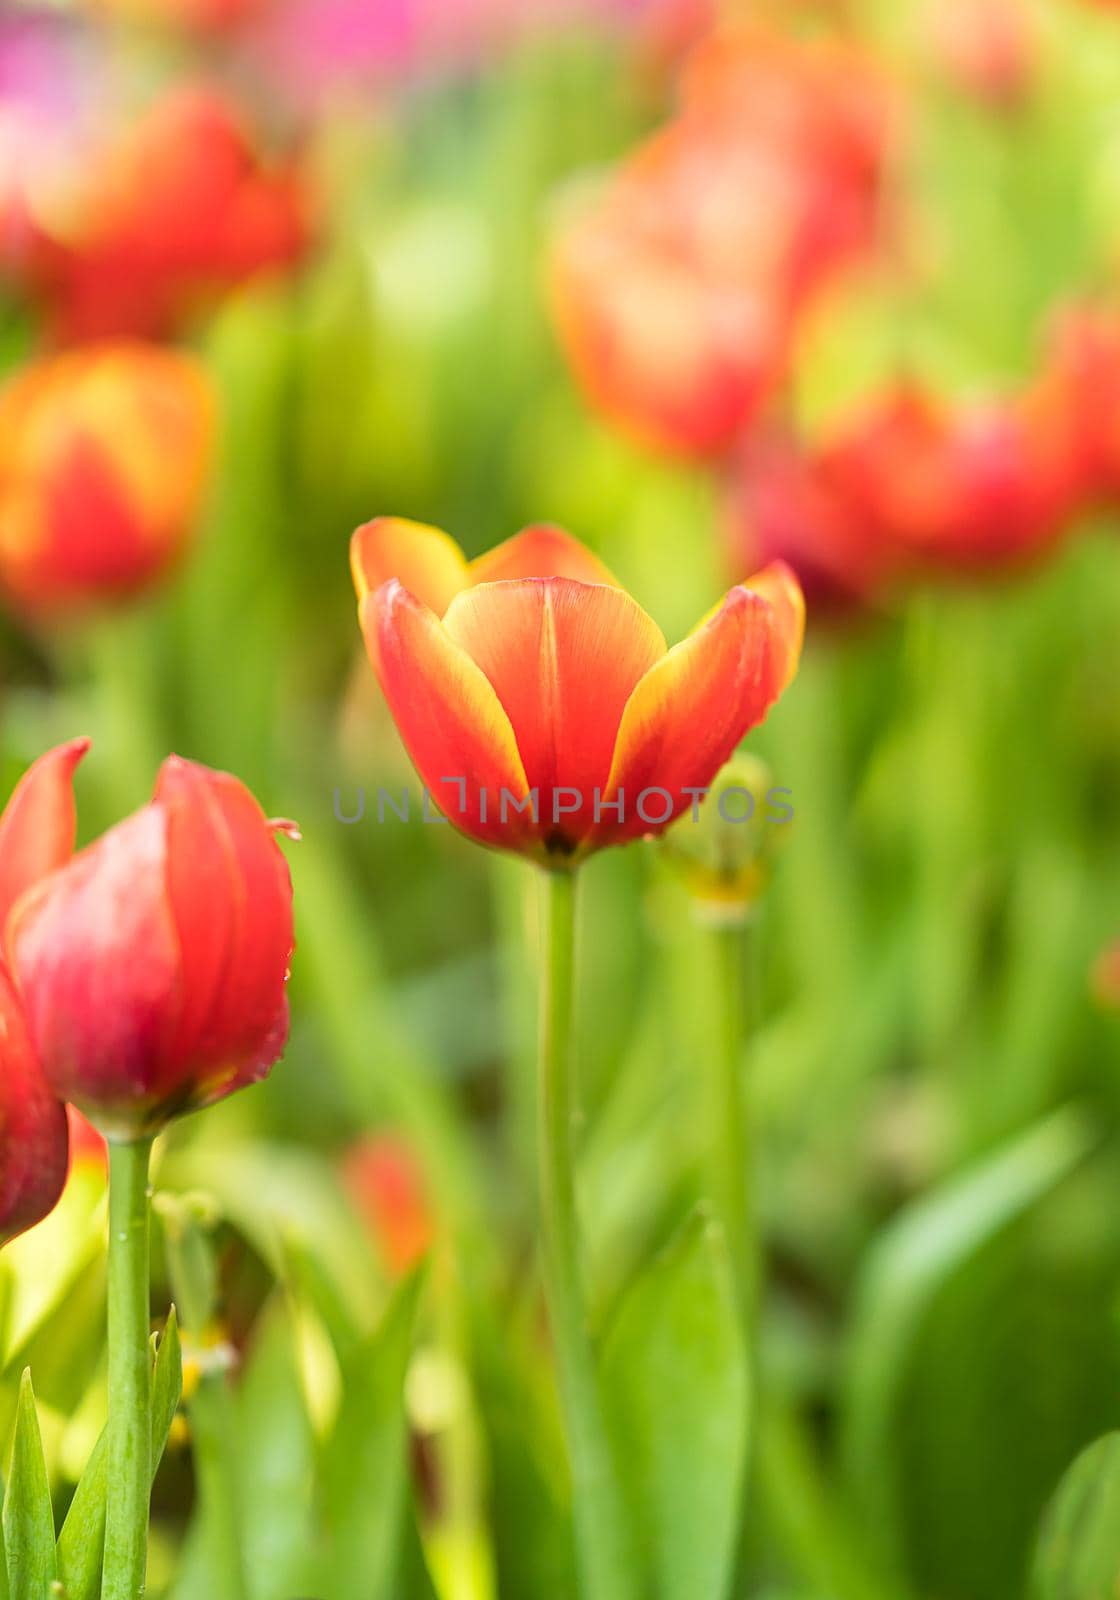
left=467, top=525, right=622, bottom=588
left=9, top=807, right=181, bottom=1133
left=351, top=518, right=469, bottom=617
left=361, top=580, right=534, bottom=850
left=0, top=739, right=90, bottom=933
left=0, top=964, right=69, bottom=1249
left=596, top=569, right=803, bottom=846
left=442, top=578, right=666, bottom=849
left=154, top=756, right=293, bottom=1101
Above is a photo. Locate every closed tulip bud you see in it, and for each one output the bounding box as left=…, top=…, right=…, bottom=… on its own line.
left=0, top=737, right=91, bottom=1245
left=0, top=343, right=214, bottom=614
left=8, top=754, right=298, bottom=1140
left=342, top=1135, right=433, bottom=1276
left=660, top=753, right=790, bottom=923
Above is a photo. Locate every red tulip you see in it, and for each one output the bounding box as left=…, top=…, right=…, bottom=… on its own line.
left=550, top=28, right=896, bottom=458
left=0, top=342, right=215, bottom=613
left=351, top=519, right=803, bottom=863
left=822, top=384, right=1079, bottom=573
left=7, top=754, right=297, bottom=1139
left=343, top=1134, right=433, bottom=1276
left=1030, top=304, right=1120, bottom=507
left=722, top=428, right=900, bottom=616
left=85, top=0, right=266, bottom=33
left=15, top=88, right=309, bottom=342
left=0, top=738, right=90, bottom=1246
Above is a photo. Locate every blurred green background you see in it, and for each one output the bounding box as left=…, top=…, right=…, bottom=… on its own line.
left=2, top=1, right=1120, bottom=1597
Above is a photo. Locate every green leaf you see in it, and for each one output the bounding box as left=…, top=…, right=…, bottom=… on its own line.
left=2, top=1371, right=56, bottom=1599
left=602, top=1214, right=748, bottom=1600
left=1030, top=1433, right=1120, bottom=1600
left=841, top=1104, right=1098, bottom=1582
left=56, top=1309, right=183, bottom=1600
left=236, top=1297, right=318, bottom=1600
left=316, top=1273, right=425, bottom=1600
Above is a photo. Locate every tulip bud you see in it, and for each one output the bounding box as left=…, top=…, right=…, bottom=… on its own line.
left=0, top=344, right=214, bottom=614
left=660, top=753, right=791, bottom=923
left=8, top=754, right=297, bottom=1139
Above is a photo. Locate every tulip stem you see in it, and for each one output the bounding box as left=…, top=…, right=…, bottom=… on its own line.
left=537, top=868, right=634, bottom=1600
left=709, top=920, right=758, bottom=1337
left=103, top=1136, right=153, bottom=1600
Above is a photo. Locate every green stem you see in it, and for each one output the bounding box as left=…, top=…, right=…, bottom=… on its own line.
left=103, top=1137, right=153, bottom=1600
left=708, top=921, right=758, bottom=1338
left=537, top=868, right=634, bottom=1600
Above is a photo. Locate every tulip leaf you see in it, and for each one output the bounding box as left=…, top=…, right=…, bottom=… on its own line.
left=841, top=1104, right=1100, bottom=1588
left=2, top=1371, right=56, bottom=1600
left=316, top=1271, right=427, bottom=1600
left=602, top=1213, right=749, bottom=1600
left=56, top=1308, right=182, bottom=1600
left=235, top=1297, right=318, bottom=1600
left=1029, top=1432, right=1120, bottom=1600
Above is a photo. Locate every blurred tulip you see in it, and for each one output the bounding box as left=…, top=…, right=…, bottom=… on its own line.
left=0, top=342, right=215, bottom=613
left=343, top=1134, right=433, bottom=1275
left=924, top=0, right=1037, bottom=110
left=13, top=88, right=310, bottom=342
left=351, top=518, right=803, bottom=863
left=68, top=1103, right=109, bottom=1171
left=550, top=28, right=897, bottom=457
left=0, top=739, right=90, bottom=1246
left=85, top=0, right=267, bottom=33
left=823, top=384, right=1080, bottom=573
left=722, top=428, right=900, bottom=615
left=1030, top=303, right=1120, bottom=505
left=8, top=754, right=298, bottom=1139
left=1090, top=939, right=1120, bottom=1009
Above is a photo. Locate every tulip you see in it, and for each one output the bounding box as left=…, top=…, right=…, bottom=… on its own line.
left=0, top=342, right=215, bottom=613
left=85, top=0, right=265, bottom=33
left=351, top=517, right=800, bottom=1600
left=0, top=738, right=89, bottom=1247
left=351, top=518, right=804, bottom=864
left=4, top=746, right=296, bottom=1600
left=550, top=30, right=896, bottom=458
left=924, top=0, right=1037, bottom=111
left=722, top=428, right=900, bottom=616
left=8, top=754, right=297, bottom=1138
left=822, top=384, right=1080, bottom=573
left=1030, top=303, right=1120, bottom=507
left=660, top=752, right=790, bottom=923
left=15, top=88, right=310, bottom=342
left=343, top=1134, right=433, bottom=1276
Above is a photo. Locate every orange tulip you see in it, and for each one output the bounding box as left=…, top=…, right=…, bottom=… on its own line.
left=0, top=739, right=90, bottom=1246
left=1030, top=303, right=1120, bottom=507
left=351, top=519, right=803, bottom=864
left=15, top=88, right=309, bottom=342
left=0, top=342, right=215, bottom=613
left=8, top=752, right=297, bottom=1138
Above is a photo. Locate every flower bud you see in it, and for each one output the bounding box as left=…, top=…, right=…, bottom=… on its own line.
left=342, top=1135, right=433, bottom=1276
left=8, top=754, right=297, bottom=1139
left=660, top=752, right=791, bottom=923
left=0, top=343, right=214, bottom=614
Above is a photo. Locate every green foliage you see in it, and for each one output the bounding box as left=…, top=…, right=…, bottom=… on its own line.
left=2, top=1373, right=56, bottom=1600
left=1031, top=1432, right=1120, bottom=1600
left=602, top=1215, right=749, bottom=1600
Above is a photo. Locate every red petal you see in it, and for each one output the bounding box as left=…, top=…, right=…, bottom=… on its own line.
left=8, top=807, right=181, bottom=1134
left=596, top=570, right=802, bottom=846
left=0, top=964, right=69, bottom=1248
left=0, top=739, right=90, bottom=933
left=442, top=578, right=665, bottom=849
left=360, top=581, right=534, bottom=852
left=153, top=756, right=293, bottom=1102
